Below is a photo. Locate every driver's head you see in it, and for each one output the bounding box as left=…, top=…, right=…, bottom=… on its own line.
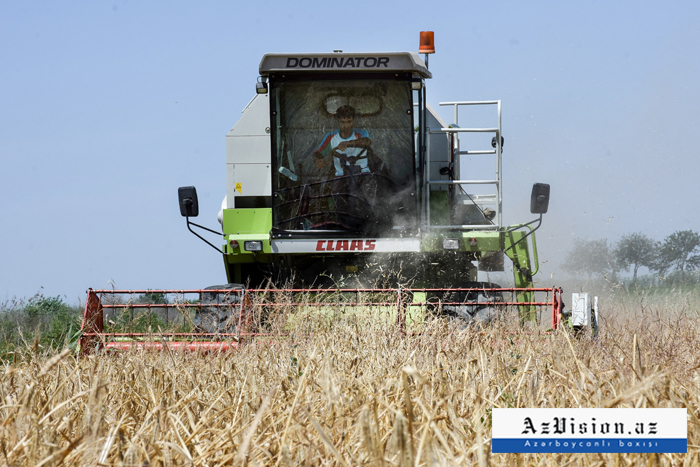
left=336, top=105, right=355, bottom=134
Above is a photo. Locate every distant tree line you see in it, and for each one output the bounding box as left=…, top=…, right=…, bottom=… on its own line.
left=563, top=230, right=700, bottom=284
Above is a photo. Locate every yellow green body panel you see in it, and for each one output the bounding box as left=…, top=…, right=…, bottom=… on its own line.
left=222, top=209, right=272, bottom=236
left=222, top=208, right=272, bottom=257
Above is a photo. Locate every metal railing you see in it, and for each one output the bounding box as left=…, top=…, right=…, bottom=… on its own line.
left=78, top=286, right=564, bottom=353
left=426, top=100, right=502, bottom=229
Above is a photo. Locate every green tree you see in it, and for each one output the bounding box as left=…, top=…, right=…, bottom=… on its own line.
left=657, top=230, right=700, bottom=273
left=135, top=292, right=169, bottom=304
left=563, top=238, right=617, bottom=280
left=613, top=232, right=658, bottom=283
left=0, top=295, right=81, bottom=351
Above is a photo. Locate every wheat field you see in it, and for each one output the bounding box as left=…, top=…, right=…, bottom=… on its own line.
left=1, top=292, right=699, bottom=466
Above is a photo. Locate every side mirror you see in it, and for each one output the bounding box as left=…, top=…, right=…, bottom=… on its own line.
left=530, top=183, right=550, bottom=214
left=178, top=186, right=199, bottom=217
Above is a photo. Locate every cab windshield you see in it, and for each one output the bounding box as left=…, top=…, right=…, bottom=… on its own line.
left=270, top=77, right=416, bottom=236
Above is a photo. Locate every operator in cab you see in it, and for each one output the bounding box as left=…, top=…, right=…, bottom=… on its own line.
left=313, top=105, right=372, bottom=177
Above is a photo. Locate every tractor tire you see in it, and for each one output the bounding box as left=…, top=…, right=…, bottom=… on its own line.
left=440, top=282, right=504, bottom=327
left=194, top=284, right=243, bottom=333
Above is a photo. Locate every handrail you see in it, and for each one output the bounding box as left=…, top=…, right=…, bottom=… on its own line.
left=425, top=100, right=503, bottom=229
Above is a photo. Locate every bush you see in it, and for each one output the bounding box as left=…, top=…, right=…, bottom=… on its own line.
left=0, top=294, right=82, bottom=356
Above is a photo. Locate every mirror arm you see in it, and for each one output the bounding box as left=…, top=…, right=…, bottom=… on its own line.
left=187, top=219, right=222, bottom=236
left=504, top=214, right=542, bottom=253
left=186, top=217, right=223, bottom=254
left=506, top=213, right=542, bottom=233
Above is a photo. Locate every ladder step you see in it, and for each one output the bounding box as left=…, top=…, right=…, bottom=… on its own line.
left=456, top=150, right=496, bottom=155
left=439, top=100, right=500, bottom=106
left=437, top=127, right=498, bottom=133
left=428, top=180, right=499, bottom=185
left=428, top=224, right=500, bottom=230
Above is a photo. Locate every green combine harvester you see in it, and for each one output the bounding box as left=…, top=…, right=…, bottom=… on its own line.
left=80, top=33, right=598, bottom=352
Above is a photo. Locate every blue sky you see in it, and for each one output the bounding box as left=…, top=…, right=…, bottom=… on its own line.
left=1, top=1, right=699, bottom=302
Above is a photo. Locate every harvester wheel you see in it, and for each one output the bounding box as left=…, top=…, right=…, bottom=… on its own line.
left=194, top=284, right=243, bottom=333
left=440, top=282, right=504, bottom=327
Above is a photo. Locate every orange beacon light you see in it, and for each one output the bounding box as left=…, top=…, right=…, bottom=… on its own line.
left=419, top=31, right=435, bottom=54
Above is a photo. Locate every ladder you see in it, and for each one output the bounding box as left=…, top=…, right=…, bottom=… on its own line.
left=425, top=100, right=503, bottom=230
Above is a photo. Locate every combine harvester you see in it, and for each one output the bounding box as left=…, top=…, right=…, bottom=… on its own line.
left=80, top=32, right=598, bottom=352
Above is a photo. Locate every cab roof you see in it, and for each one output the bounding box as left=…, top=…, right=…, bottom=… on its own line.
left=259, top=52, right=431, bottom=79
